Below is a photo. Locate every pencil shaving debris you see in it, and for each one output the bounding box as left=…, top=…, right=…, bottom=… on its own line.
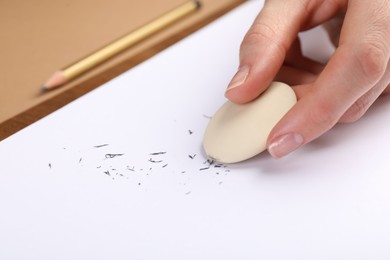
left=188, top=154, right=196, bottom=159
left=61, top=140, right=232, bottom=191
left=148, top=158, right=163, bottom=163
left=149, top=152, right=166, bottom=155
left=94, top=144, right=109, bottom=148
left=126, top=166, right=135, bottom=171
left=105, top=153, right=124, bottom=159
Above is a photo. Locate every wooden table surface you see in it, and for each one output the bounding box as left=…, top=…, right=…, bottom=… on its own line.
left=0, top=0, right=246, bottom=141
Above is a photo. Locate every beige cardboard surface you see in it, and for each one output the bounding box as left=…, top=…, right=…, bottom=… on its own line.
left=0, top=0, right=245, bottom=123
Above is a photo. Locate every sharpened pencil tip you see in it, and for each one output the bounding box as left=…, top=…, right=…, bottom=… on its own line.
left=42, top=70, right=67, bottom=91
left=194, top=0, right=202, bottom=9
left=40, top=85, right=50, bottom=93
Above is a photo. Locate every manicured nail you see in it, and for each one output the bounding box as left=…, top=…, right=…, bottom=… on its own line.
left=226, top=66, right=249, bottom=91
left=268, top=133, right=304, bottom=158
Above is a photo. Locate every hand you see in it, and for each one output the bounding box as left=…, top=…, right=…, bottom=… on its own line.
left=225, top=0, right=390, bottom=158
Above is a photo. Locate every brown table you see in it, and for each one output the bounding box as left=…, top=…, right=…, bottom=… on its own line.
left=0, top=0, right=245, bottom=141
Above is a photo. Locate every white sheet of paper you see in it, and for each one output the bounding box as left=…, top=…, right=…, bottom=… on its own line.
left=1, top=1, right=390, bottom=259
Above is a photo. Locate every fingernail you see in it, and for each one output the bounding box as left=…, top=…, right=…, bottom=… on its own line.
left=268, top=133, right=304, bottom=158
left=226, top=66, right=249, bottom=91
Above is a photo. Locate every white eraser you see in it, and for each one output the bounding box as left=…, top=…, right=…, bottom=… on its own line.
left=203, top=82, right=297, bottom=163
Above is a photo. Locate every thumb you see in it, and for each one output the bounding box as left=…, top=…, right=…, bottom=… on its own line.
left=225, top=1, right=307, bottom=104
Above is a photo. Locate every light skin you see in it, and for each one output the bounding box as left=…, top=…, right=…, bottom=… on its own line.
left=225, top=0, right=390, bottom=158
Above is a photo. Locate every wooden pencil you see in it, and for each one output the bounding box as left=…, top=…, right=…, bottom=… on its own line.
left=42, top=0, right=201, bottom=91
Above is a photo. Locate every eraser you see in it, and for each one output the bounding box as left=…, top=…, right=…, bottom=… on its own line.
left=203, top=82, right=297, bottom=163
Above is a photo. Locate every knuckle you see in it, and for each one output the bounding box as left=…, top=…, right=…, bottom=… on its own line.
left=242, top=22, right=275, bottom=46
left=355, top=41, right=388, bottom=85
left=340, top=98, right=369, bottom=123
left=240, top=21, right=287, bottom=56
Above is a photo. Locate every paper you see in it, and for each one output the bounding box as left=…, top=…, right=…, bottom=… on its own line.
left=1, top=1, right=390, bottom=259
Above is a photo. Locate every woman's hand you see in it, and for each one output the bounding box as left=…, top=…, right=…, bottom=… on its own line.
left=225, top=0, right=390, bottom=158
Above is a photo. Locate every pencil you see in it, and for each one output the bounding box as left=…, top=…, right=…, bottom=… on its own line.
left=42, top=0, right=201, bottom=91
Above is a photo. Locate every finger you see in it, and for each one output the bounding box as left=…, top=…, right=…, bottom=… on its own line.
left=323, top=12, right=345, bottom=47
left=225, top=1, right=344, bottom=104
left=274, top=66, right=317, bottom=86
left=383, top=85, right=390, bottom=95
left=340, top=63, right=390, bottom=123
left=292, top=84, right=312, bottom=100
left=225, top=1, right=310, bottom=104
left=267, top=0, right=390, bottom=158
left=284, top=37, right=325, bottom=74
